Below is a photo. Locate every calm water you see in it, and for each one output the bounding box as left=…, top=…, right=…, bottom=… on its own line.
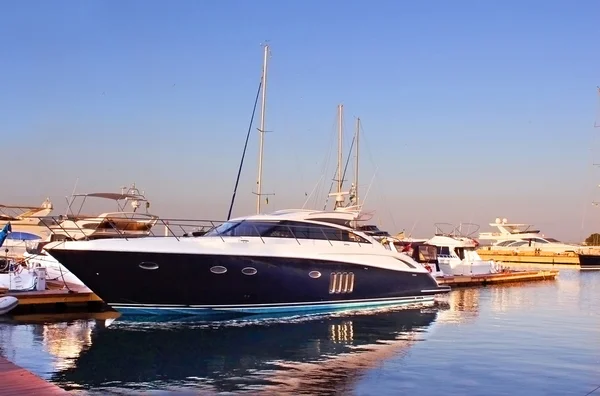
left=0, top=269, right=599, bottom=395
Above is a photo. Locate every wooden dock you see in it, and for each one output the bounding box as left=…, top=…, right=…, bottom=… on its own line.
left=0, top=283, right=106, bottom=315
left=437, top=269, right=559, bottom=287
left=477, top=249, right=580, bottom=265
left=0, top=356, right=67, bottom=395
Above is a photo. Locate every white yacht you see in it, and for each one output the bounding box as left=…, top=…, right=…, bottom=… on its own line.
left=382, top=224, right=499, bottom=277
left=478, top=217, right=581, bottom=254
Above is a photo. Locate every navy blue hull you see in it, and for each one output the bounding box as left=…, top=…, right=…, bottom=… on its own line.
left=578, top=254, right=600, bottom=270
left=47, top=250, right=449, bottom=315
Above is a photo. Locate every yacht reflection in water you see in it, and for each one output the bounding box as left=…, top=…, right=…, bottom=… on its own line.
left=50, top=308, right=439, bottom=394
left=435, top=288, right=481, bottom=325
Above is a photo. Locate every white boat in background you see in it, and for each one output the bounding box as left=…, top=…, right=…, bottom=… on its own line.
left=46, top=183, right=159, bottom=241
left=23, top=183, right=159, bottom=289
left=0, top=199, right=54, bottom=257
left=0, top=223, right=48, bottom=291
left=478, top=217, right=582, bottom=254
left=383, top=223, right=500, bottom=277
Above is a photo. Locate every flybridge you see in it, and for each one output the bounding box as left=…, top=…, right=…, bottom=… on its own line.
left=478, top=218, right=541, bottom=241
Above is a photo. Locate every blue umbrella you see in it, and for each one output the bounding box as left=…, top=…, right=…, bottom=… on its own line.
left=0, top=222, right=12, bottom=248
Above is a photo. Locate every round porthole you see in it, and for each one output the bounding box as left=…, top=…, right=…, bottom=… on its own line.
left=139, top=262, right=159, bottom=270
left=210, top=266, right=227, bottom=274
left=309, top=271, right=321, bottom=279
left=242, top=267, right=257, bottom=276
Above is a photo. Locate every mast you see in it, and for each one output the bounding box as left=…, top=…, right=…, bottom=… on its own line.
left=256, top=44, right=269, bottom=214
left=337, top=104, right=343, bottom=195
left=332, top=104, right=345, bottom=210
left=354, top=117, right=360, bottom=207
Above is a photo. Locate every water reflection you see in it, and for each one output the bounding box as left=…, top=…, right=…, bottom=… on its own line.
left=435, top=288, right=480, bottom=324
left=42, top=307, right=439, bottom=394
left=2, top=270, right=598, bottom=395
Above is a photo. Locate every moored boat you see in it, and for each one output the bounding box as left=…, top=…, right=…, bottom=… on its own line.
left=577, top=253, right=600, bottom=270
left=44, top=209, right=450, bottom=316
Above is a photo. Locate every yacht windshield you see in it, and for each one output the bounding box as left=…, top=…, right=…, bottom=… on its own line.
left=204, top=220, right=371, bottom=243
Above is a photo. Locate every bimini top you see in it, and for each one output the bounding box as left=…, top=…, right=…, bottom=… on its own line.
left=72, top=192, right=147, bottom=201
left=6, top=231, right=42, bottom=241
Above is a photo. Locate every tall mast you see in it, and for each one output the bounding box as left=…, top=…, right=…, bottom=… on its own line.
left=354, top=117, right=360, bottom=207
left=337, top=104, right=344, bottom=195
left=256, top=44, right=269, bottom=214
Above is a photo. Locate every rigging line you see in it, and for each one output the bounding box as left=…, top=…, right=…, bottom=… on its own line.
left=584, top=384, right=600, bottom=396
left=340, top=134, right=356, bottom=192
left=324, top=115, right=356, bottom=210
left=320, top=112, right=341, bottom=210
left=322, top=133, right=353, bottom=211
left=361, top=165, right=380, bottom=209
left=302, top=174, right=325, bottom=208
left=359, top=122, right=397, bottom=231
left=226, top=79, right=263, bottom=220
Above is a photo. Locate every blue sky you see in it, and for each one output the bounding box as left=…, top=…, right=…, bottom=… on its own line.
left=1, top=0, right=599, bottom=241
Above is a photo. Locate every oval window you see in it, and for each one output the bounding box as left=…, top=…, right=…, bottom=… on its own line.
left=241, top=267, right=257, bottom=276
left=139, top=262, right=159, bottom=270
left=309, top=271, right=321, bottom=279
left=210, top=266, right=227, bottom=274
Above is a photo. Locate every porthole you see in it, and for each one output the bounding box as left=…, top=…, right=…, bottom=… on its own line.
left=210, top=266, right=227, bottom=274
left=309, top=270, right=321, bottom=279
left=139, top=262, right=159, bottom=270
left=241, top=267, right=257, bottom=276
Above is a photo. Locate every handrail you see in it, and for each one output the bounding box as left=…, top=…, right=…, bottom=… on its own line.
left=33, top=216, right=380, bottom=248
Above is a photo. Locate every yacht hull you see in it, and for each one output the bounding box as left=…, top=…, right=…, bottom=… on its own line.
left=578, top=254, right=600, bottom=270
left=46, top=250, right=449, bottom=316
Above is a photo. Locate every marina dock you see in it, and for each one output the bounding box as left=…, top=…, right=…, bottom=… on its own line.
left=477, top=249, right=580, bottom=266
left=0, top=282, right=106, bottom=315
left=437, top=269, right=559, bottom=287
left=0, top=356, right=67, bottom=395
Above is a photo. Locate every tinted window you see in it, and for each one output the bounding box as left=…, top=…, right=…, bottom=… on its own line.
left=205, top=221, right=282, bottom=237
left=438, top=246, right=451, bottom=255
left=204, top=220, right=370, bottom=243
left=282, top=221, right=371, bottom=244
left=509, top=241, right=528, bottom=247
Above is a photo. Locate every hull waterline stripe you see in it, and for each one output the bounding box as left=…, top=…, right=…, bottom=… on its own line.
left=108, top=294, right=445, bottom=309
left=109, top=296, right=437, bottom=312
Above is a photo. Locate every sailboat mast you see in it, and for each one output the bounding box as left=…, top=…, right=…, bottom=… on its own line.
left=355, top=117, right=360, bottom=207
left=256, top=44, right=269, bottom=214
left=337, top=104, right=343, bottom=195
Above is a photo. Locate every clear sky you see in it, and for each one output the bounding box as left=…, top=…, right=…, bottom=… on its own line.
left=1, top=0, right=599, bottom=242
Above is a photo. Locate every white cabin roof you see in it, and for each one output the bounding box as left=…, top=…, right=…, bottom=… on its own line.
left=230, top=209, right=362, bottom=224
left=427, top=235, right=478, bottom=248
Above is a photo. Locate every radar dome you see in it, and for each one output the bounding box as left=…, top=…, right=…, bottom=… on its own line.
left=495, top=218, right=501, bottom=224
left=502, top=218, right=508, bottom=224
